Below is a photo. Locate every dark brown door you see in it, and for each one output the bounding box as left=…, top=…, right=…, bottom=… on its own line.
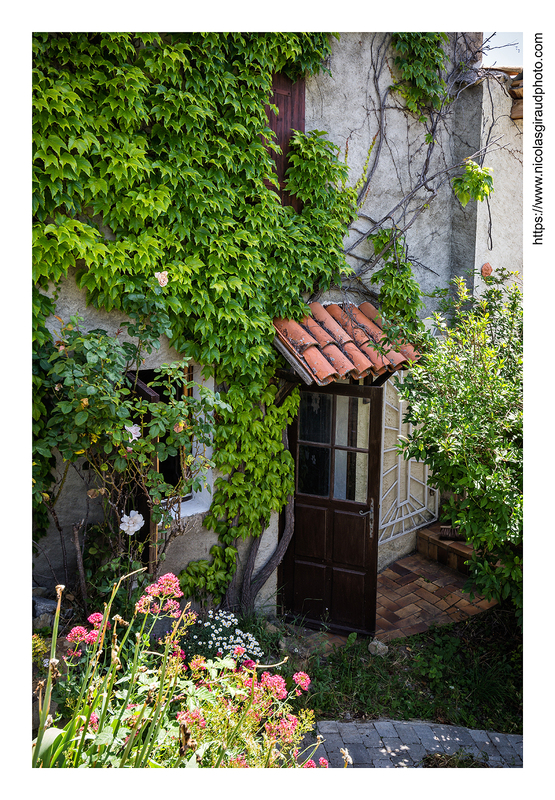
left=281, top=385, right=383, bottom=635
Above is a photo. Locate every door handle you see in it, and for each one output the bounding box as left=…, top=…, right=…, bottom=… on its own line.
left=359, top=499, right=374, bottom=538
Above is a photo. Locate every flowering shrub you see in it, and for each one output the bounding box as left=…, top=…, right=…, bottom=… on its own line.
left=180, top=609, right=264, bottom=665
left=33, top=575, right=328, bottom=769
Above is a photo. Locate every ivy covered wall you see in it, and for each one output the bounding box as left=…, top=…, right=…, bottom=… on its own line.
left=32, top=32, right=522, bottom=609
left=32, top=32, right=357, bottom=601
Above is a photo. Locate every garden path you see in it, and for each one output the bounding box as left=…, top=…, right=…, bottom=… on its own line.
left=297, top=553, right=522, bottom=768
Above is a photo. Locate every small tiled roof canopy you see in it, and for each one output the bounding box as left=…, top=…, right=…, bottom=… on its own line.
left=273, top=301, right=420, bottom=387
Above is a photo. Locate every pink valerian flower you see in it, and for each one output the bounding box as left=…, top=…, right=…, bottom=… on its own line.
left=259, top=671, right=287, bottom=700
left=243, top=659, right=256, bottom=669
left=65, top=648, right=82, bottom=660
left=292, top=671, right=311, bottom=691
left=303, top=759, right=317, bottom=768
left=88, top=712, right=99, bottom=731
left=176, top=708, right=206, bottom=729
left=66, top=626, right=88, bottom=644
left=170, top=644, right=186, bottom=661
left=319, top=758, right=329, bottom=768
left=228, top=754, right=250, bottom=768
left=87, top=612, right=111, bottom=630
left=135, top=595, right=152, bottom=615
left=162, top=599, right=181, bottom=618
left=85, top=629, right=99, bottom=645
left=265, top=713, right=299, bottom=744
left=189, top=655, right=207, bottom=671
left=155, top=271, right=168, bottom=287
left=144, top=573, right=183, bottom=600
left=233, top=645, right=246, bottom=658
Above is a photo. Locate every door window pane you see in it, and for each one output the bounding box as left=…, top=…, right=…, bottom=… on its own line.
left=298, top=444, right=330, bottom=496
left=299, top=392, right=332, bottom=444
left=333, top=449, right=368, bottom=502
left=335, top=396, right=370, bottom=449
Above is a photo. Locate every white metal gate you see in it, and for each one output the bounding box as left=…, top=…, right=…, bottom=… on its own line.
left=378, top=373, right=438, bottom=544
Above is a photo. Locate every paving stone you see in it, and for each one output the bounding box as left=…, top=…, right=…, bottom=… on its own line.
left=317, top=733, right=345, bottom=757
left=360, top=729, right=383, bottom=748
left=364, top=746, right=388, bottom=762
left=393, top=723, right=421, bottom=744
left=374, top=720, right=398, bottom=737
left=336, top=722, right=364, bottom=742
left=397, top=743, right=427, bottom=762
left=381, top=736, right=404, bottom=755
left=373, top=757, right=395, bottom=767
left=317, top=720, right=339, bottom=734
left=344, top=742, right=373, bottom=765
left=468, top=728, right=492, bottom=744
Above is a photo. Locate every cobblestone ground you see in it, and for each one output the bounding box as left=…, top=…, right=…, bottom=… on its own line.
left=302, top=720, right=523, bottom=768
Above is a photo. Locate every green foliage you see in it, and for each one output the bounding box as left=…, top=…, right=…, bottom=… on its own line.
left=32, top=32, right=355, bottom=601
left=32, top=634, right=49, bottom=669
left=282, top=607, right=522, bottom=734
left=396, top=272, right=523, bottom=625
left=391, top=32, right=450, bottom=118
left=451, top=158, right=494, bottom=206
left=370, top=229, right=425, bottom=327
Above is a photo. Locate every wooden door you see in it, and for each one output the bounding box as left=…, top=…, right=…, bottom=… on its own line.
left=280, top=385, right=383, bottom=635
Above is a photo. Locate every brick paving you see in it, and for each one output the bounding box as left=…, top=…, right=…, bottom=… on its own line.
left=374, top=552, right=497, bottom=643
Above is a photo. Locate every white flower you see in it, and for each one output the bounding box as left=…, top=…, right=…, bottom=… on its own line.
left=155, top=271, right=168, bottom=287
left=125, top=424, right=141, bottom=443
left=120, top=510, right=145, bottom=535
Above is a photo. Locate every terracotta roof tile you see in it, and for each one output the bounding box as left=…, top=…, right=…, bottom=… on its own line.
left=273, top=301, right=420, bottom=387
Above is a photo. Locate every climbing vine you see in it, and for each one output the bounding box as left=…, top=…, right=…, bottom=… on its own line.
left=32, top=32, right=355, bottom=605
left=33, top=31, right=502, bottom=609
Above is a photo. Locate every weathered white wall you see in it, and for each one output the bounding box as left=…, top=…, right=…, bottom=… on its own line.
left=474, top=70, right=523, bottom=291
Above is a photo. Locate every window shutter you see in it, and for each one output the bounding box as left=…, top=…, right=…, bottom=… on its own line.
left=265, top=72, right=305, bottom=212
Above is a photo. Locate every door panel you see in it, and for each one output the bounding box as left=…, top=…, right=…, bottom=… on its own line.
left=280, top=385, right=383, bottom=636
left=332, top=509, right=367, bottom=566
left=295, top=503, right=329, bottom=559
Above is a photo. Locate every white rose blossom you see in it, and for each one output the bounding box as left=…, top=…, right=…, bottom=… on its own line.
left=120, top=510, right=145, bottom=535
left=125, top=424, right=141, bottom=443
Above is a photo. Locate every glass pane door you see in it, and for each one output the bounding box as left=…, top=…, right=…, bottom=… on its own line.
left=297, top=391, right=371, bottom=503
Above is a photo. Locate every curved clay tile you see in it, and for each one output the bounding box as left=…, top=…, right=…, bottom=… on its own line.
left=319, top=343, right=357, bottom=379
left=358, top=301, right=383, bottom=329
left=300, top=315, right=336, bottom=347
left=342, top=341, right=376, bottom=379
left=308, top=302, right=354, bottom=346
left=273, top=318, right=318, bottom=353
left=302, top=345, right=340, bottom=384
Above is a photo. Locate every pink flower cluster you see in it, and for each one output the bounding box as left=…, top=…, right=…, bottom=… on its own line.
left=66, top=612, right=110, bottom=648
left=292, top=670, right=311, bottom=696
left=135, top=573, right=186, bottom=619
left=303, top=757, right=329, bottom=768
left=176, top=708, right=206, bottom=729
left=265, top=713, right=299, bottom=744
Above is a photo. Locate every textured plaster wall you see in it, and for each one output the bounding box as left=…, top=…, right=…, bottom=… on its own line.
left=305, top=33, right=456, bottom=314
left=474, top=71, right=523, bottom=290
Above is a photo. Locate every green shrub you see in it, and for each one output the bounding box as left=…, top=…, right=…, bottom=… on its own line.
left=396, top=271, right=523, bottom=626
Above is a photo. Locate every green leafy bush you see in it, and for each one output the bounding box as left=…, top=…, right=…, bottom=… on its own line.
left=396, top=271, right=523, bottom=625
